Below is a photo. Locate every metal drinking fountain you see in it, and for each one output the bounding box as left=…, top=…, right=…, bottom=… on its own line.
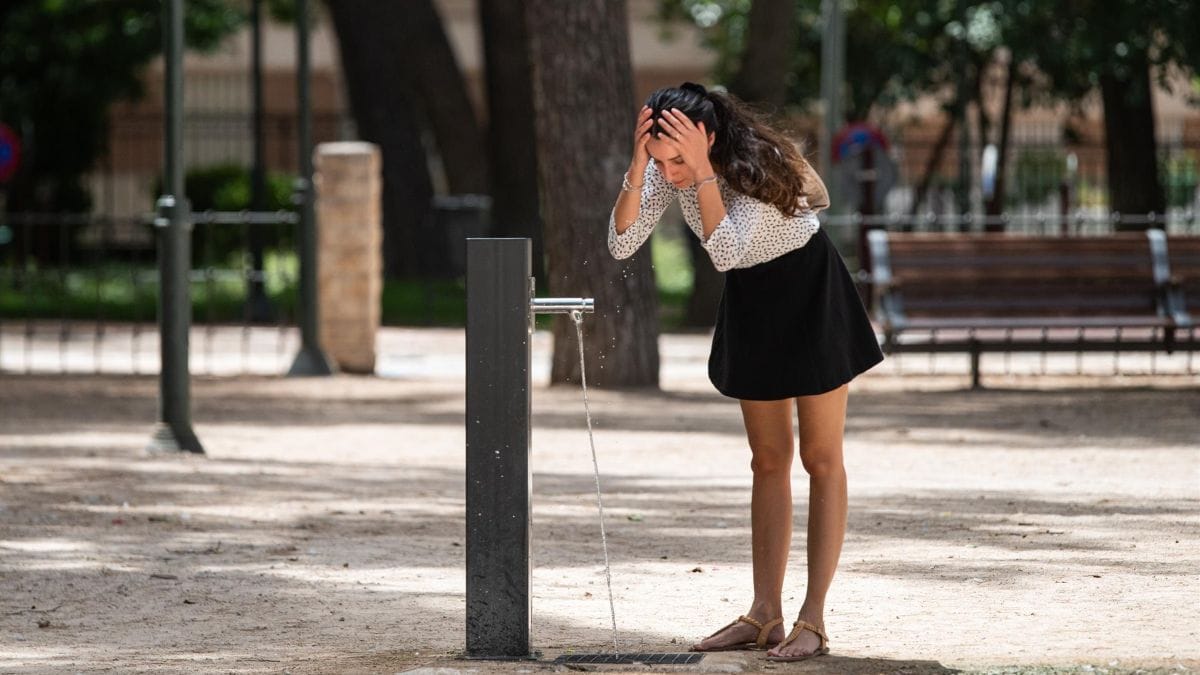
left=464, top=238, right=593, bottom=659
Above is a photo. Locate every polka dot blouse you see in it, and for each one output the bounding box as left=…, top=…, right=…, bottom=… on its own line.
left=608, top=161, right=825, bottom=272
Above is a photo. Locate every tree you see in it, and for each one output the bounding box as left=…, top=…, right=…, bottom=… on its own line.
left=661, top=0, right=1200, bottom=225
left=0, top=0, right=241, bottom=217
left=325, top=2, right=434, bottom=279
left=479, top=0, right=545, bottom=282
left=1014, top=0, right=1200, bottom=224
left=392, top=0, right=488, bottom=196
left=324, top=0, right=489, bottom=279
left=729, top=0, right=798, bottom=108
left=656, top=0, right=1000, bottom=220
left=526, top=0, right=661, bottom=389
left=656, top=0, right=969, bottom=120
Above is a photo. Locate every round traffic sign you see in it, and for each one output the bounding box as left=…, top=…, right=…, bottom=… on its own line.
left=0, top=123, right=22, bottom=184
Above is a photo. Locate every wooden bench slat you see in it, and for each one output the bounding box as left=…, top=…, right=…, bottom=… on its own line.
left=893, top=270, right=1153, bottom=283
left=1167, top=237, right=1200, bottom=312
left=866, top=230, right=1198, bottom=385
left=897, top=316, right=1172, bottom=330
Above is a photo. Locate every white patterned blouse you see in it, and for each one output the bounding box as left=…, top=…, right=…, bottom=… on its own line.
left=607, top=161, right=828, bottom=272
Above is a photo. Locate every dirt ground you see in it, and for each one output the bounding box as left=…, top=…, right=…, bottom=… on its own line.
left=1, top=328, right=1198, bottom=674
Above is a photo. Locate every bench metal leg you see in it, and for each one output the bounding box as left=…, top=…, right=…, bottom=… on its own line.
left=970, top=341, right=982, bottom=389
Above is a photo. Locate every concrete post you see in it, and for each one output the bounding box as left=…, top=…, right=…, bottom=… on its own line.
left=313, top=142, right=382, bottom=374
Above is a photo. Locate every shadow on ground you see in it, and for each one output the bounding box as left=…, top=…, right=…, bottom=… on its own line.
left=1, top=374, right=1197, bottom=673
left=2, top=375, right=1197, bottom=448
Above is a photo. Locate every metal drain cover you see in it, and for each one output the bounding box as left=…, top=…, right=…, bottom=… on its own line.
left=554, top=653, right=704, bottom=665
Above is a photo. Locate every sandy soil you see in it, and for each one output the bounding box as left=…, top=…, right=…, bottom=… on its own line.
left=1, top=328, right=1198, bottom=674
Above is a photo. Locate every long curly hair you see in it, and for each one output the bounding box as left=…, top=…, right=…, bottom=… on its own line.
left=645, top=82, right=820, bottom=217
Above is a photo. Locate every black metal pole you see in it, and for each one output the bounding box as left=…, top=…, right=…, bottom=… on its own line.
left=287, top=0, right=333, bottom=376
left=465, top=238, right=532, bottom=659
left=149, top=0, right=203, bottom=454
left=247, top=0, right=272, bottom=322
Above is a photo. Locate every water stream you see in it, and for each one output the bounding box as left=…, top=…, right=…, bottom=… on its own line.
left=570, top=309, right=619, bottom=652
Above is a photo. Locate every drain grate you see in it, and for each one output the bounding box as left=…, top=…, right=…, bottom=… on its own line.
left=554, top=653, right=704, bottom=665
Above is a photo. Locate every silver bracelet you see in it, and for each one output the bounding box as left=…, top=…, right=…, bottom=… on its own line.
left=622, top=170, right=643, bottom=192
left=695, top=174, right=718, bottom=189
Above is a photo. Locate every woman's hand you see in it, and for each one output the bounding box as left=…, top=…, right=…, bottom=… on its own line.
left=630, top=106, right=654, bottom=176
left=657, top=108, right=715, bottom=180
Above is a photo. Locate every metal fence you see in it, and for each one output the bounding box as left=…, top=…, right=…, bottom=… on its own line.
left=3, top=120, right=1198, bottom=379
left=871, top=126, right=1199, bottom=219
left=90, top=110, right=345, bottom=222
left=0, top=210, right=300, bottom=376
left=5, top=209, right=1200, bottom=380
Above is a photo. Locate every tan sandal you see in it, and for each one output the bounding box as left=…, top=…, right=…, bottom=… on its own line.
left=764, top=618, right=830, bottom=662
left=689, top=615, right=784, bottom=652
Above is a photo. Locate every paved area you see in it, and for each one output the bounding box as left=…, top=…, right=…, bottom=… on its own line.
left=0, top=327, right=1197, bottom=674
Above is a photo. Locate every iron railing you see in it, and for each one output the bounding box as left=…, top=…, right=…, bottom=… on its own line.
left=0, top=210, right=299, bottom=375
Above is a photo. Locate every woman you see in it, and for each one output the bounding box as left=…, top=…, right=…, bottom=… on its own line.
left=607, top=83, right=883, bottom=662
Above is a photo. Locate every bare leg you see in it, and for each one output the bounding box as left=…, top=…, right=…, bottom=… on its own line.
left=691, top=397, right=793, bottom=650
left=767, top=384, right=849, bottom=658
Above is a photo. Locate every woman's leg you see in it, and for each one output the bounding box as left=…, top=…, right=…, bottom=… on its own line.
left=691, top=397, right=794, bottom=650
left=767, top=383, right=849, bottom=658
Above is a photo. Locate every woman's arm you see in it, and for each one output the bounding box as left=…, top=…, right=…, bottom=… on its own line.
left=612, top=171, right=644, bottom=237
left=608, top=162, right=676, bottom=259
left=694, top=170, right=727, bottom=243
left=609, top=106, right=676, bottom=260
left=655, top=108, right=727, bottom=242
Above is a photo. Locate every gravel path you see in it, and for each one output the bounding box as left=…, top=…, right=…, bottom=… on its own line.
left=1, top=328, right=1197, bottom=674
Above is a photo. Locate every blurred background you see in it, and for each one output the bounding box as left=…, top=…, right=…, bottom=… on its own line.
left=1, top=0, right=1198, bottom=375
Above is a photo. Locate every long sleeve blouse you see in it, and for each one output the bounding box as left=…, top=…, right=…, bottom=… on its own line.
left=607, top=161, right=827, bottom=272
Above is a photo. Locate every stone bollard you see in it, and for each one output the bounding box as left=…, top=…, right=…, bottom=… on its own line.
left=313, top=142, right=382, bottom=374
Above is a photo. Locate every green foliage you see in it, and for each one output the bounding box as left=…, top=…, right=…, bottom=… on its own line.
left=170, top=163, right=299, bottom=267
left=655, top=0, right=1009, bottom=119
left=656, top=0, right=1200, bottom=121
left=0, top=0, right=245, bottom=213
left=1014, top=0, right=1200, bottom=106
left=1008, top=148, right=1065, bottom=206
left=1161, top=151, right=1198, bottom=209
left=650, top=224, right=693, bottom=298
left=650, top=223, right=693, bottom=331
left=0, top=253, right=297, bottom=324
left=656, top=0, right=756, bottom=91
left=1, top=242, right=700, bottom=328
left=182, top=163, right=297, bottom=213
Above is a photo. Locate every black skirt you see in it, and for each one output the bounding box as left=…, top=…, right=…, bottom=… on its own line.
left=708, top=228, right=884, bottom=400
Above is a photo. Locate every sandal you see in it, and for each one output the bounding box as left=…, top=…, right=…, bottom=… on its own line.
left=765, top=618, right=830, bottom=662
left=689, top=615, right=784, bottom=652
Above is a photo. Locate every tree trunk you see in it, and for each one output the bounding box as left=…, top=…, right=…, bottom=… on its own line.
left=326, top=1, right=432, bottom=279
left=908, top=113, right=956, bottom=223
left=480, top=0, right=544, bottom=281
left=398, top=0, right=489, bottom=195
left=974, top=53, right=992, bottom=210
left=526, top=0, right=660, bottom=389
left=728, top=0, right=797, bottom=109
left=955, top=67, right=975, bottom=224
left=1099, top=62, right=1165, bottom=229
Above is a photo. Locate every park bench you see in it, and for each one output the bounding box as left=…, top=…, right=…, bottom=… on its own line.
left=867, top=229, right=1198, bottom=387
left=1166, top=235, right=1200, bottom=343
